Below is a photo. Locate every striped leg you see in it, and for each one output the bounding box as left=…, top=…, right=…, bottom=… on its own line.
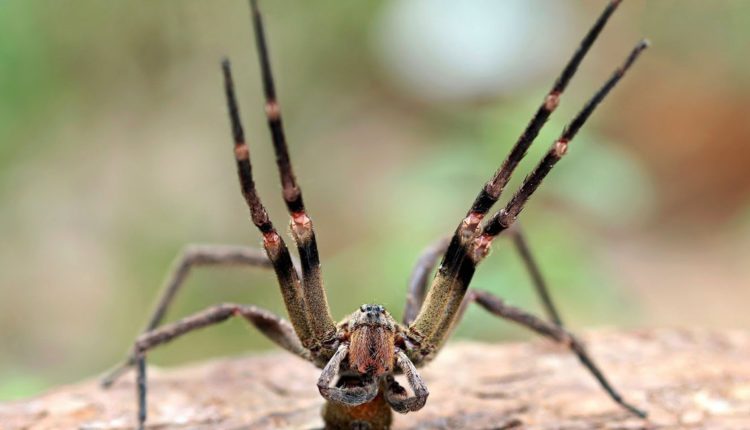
left=222, top=60, right=316, bottom=350
left=408, top=0, right=629, bottom=350
left=478, top=40, right=649, bottom=246
left=411, top=36, right=649, bottom=356
left=249, top=0, right=336, bottom=345
left=101, top=244, right=292, bottom=387
left=133, top=303, right=310, bottom=430
left=402, top=224, right=562, bottom=328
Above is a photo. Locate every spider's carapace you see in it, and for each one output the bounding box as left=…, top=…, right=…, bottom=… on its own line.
left=347, top=305, right=396, bottom=377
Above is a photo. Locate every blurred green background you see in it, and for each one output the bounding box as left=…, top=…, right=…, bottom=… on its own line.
left=2, top=0, right=750, bottom=401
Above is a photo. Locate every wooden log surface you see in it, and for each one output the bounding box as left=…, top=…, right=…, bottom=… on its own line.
left=1, top=329, right=749, bottom=429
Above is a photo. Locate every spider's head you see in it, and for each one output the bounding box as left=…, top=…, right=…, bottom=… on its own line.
left=347, top=304, right=396, bottom=377
left=351, top=304, right=393, bottom=328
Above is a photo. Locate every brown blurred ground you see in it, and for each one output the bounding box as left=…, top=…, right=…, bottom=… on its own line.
left=3, top=330, right=750, bottom=429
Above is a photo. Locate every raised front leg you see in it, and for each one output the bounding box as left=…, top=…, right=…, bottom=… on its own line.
left=250, top=0, right=336, bottom=345
left=403, top=225, right=562, bottom=329
left=133, top=303, right=310, bottom=430
left=100, top=244, right=285, bottom=387
left=410, top=40, right=648, bottom=356
left=408, top=1, right=647, bottom=353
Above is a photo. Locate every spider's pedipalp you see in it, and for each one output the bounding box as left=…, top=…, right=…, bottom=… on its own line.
left=384, top=351, right=429, bottom=414
left=318, top=344, right=380, bottom=406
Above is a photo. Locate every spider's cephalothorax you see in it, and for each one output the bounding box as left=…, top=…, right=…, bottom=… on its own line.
left=101, top=1, right=650, bottom=429
left=347, top=305, right=396, bottom=377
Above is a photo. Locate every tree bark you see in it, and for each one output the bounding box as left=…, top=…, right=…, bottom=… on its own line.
left=1, top=329, right=749, bottom=429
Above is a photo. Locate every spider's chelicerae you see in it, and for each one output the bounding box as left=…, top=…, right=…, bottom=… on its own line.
left=101, top=1, right=649, bottom=429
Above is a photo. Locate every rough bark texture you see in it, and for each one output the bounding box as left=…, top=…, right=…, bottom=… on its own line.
left=2, top=329, right=749, bottom=429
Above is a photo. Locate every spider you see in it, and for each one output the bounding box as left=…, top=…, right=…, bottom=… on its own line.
left=101, top=1, right=649, bottom=429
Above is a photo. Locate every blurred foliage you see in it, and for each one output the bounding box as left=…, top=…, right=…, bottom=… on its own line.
left=1, top=0, right=749, bottom=401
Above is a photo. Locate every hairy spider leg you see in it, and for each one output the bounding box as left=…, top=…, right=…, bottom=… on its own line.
left=403, top=236, right=451, bottom=325
left=458, top=289, right=646, bottom=418
left=479, top=40, right=650, bottom=243
left=406, top=40, right=649, bottom=418
left=133, top=303, right=309, bottom=430
left=249, top=0, right=337, bottom=346
left=222, top=60, right=316, bottom=348
left=471, top=0, right=624, bottom=217
left=413, top=38, right=649, bottom=355
left=403, top=226, right=563, bottom=328
left=410, top=0, right=626, bottom=346
left=100, top=245, right=292, bottom=387
left=508, top=225, right=563, bottom=326
left=317, top=344, right=380, bottom=406
left=384, top=350, right=429, bottom=413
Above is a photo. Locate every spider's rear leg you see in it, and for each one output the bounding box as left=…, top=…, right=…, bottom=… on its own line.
left=100, top=244, right=292, bottom=388
left=463, top=289, right=646, bottom=418
left=507, top=225, right=563, bottom=326
left=403, top=236, right=450, bottom=326
left=133, top=303, right=310, bottom=430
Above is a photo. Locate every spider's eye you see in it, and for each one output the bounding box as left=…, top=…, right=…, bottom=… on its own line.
left=360, top=304, right=367, bottom=312
left=377, top=305, right=384, bottom=313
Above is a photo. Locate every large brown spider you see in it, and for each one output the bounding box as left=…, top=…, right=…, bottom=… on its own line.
left=101, top=1, right=649, bottom=429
